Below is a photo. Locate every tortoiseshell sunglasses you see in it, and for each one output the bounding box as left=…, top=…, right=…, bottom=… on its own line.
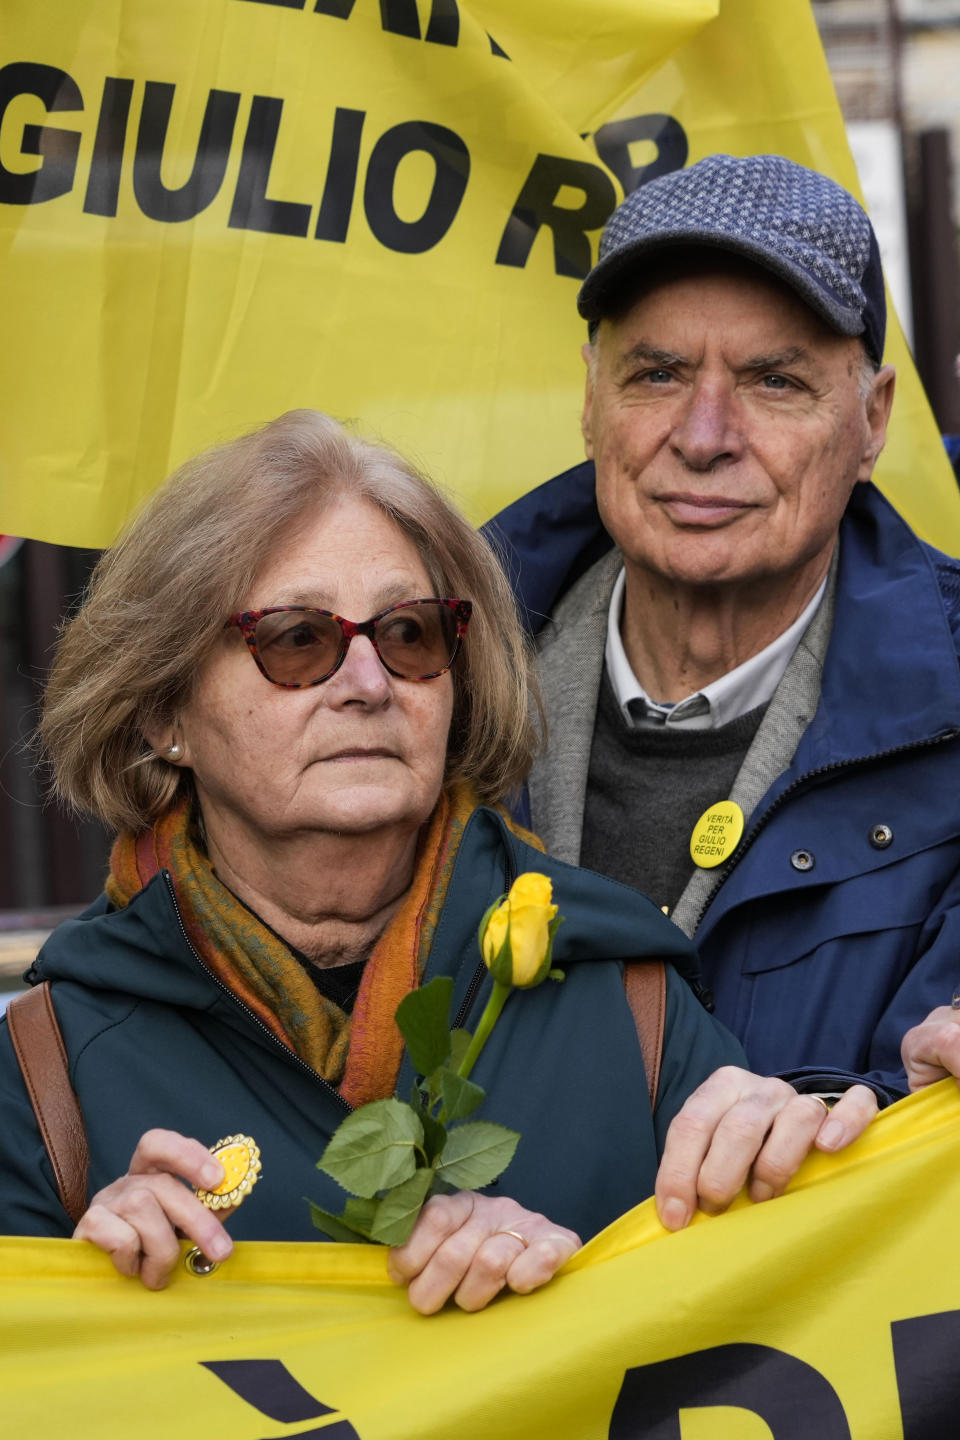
left=224, top=597, right=472, bottom=688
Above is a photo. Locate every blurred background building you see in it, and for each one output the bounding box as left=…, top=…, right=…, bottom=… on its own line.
left=813, top=0, right=960, bottom=429
left=2, top=0, right=960, bottom=1002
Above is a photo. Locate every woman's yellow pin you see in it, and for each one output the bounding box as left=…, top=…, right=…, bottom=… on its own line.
left=185, top=1134, right=262, bottom=1277
left=195, top=1135, right=262, bottom=1211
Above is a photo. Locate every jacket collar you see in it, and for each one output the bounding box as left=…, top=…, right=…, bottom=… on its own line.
left=771, top=482, right=960, bottom=789
left=34, top=804, right=701, bottom=998
left=492, top=461, right=960, bottom=769
left=482, top=460, right=607, bottom=635
left=527, top=549, right=620, bottom=865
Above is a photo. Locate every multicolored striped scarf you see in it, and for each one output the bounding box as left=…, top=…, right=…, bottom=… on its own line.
left=106, top=784, right=539, bottom=1105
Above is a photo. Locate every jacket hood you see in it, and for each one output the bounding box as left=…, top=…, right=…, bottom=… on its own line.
left=31, top=807, right=703, bottom=1004
left=801, top=483, right=960, bottom=764
left=32, top=871, right=227, bottom=1011
left=488, top=466, right=960, bottom=762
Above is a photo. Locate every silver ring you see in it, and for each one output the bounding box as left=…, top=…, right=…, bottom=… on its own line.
left=951, top=986, right=960, bottom=1011
left=496, top=1228, right=529, bottom=1249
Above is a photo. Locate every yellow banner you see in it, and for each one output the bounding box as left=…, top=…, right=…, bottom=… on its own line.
left=4, top=1082, right=960, bottom=1438
left=1, top=0, right=957, bottom=551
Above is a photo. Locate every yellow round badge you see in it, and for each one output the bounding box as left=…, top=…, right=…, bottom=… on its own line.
left=194, top=1134, right=262, bottom=1212
left=689, top=801, right=745, bottom=868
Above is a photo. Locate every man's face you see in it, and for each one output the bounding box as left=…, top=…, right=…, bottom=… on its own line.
left=582, top=259, right=895, bottom=596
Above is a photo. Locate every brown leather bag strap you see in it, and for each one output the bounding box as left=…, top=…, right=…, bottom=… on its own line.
left=623, top=960, right=667, bottom=1109
left=6, top=982, right=89, bottom=1226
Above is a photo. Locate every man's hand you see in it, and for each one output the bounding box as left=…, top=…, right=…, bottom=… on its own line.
left=902, top=1006, right=960, bottom=1090
left=73, top=1128, right=232, bottom=1289
left=655, top=1066, right=877, bottom=1231
left=387, top=1192, right=581, bottom=1315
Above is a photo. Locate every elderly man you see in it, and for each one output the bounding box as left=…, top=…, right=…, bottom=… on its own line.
left=491, top=153, right=960, bottom=1108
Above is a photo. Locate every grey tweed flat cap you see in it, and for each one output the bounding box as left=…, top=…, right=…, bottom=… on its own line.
left=578, top=153, right=886, bottom=364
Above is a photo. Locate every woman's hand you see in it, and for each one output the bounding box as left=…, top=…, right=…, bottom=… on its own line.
left=655, top=1066, right=878, bottom=1231
left=902, top=1006, right=960, bottom=1090
left=387, top=1192, right=581, bottom=1315
left=72, top=1128, right=232, bottom=1288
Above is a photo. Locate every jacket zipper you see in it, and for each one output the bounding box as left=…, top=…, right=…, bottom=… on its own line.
left=161, top=870, right=352, bottom=1113
left=694, top=727, right=960, bottom=933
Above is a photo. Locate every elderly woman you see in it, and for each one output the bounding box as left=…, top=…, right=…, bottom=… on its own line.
left=0, top=412, right=873, bottom=1313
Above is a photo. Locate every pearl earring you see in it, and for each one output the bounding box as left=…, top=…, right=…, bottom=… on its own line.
left=164, top=742, right=184, bottom=762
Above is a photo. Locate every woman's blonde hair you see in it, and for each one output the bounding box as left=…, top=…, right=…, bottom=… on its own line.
left=41, top=410, right=542, bottom=832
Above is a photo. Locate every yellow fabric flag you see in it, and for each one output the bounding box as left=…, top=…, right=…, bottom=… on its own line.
left=3, top=1081, right=960, bottom=1438
left=1, top=1, right=957, bottom=550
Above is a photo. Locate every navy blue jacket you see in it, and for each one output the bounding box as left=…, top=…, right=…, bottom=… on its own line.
left=487, top=467, right=960, bottom=1104
left=0, top=806, right=742, bottom=1241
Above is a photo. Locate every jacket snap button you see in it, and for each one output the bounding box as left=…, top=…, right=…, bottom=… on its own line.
left=869, top=824, right=893, bottom=849
left=790, top=849, right=815, bottom=872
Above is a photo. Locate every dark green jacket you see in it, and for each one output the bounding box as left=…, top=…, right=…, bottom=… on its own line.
left=0, top=807, right=743, bottom=1241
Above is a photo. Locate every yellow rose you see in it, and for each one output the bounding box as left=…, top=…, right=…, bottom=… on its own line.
left=459, top=873, right=566, bottom=1083
left=480, top=872, right=560, bottom=988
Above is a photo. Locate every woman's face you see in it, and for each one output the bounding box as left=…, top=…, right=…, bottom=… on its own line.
left=174, top=494, right=455, bottom=852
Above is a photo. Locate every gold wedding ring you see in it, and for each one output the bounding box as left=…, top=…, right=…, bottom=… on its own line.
left=497, top=1228, right=530, bottom=1249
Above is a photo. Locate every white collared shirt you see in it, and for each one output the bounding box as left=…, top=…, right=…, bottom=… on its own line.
left=605, top=568, right=828, bottom=730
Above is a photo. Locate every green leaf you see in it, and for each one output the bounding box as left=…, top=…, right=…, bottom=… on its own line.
left=420, top=1110, right=448, bottom=1164
left=317, top=1099, right=423, bottom=1198
left=440, top=1067, right=485, bottom=1123
left=435, top=1121, right=521, bottom=1190
left=424, top=1069, right=443, bottom=1112
left=395, top=976, right=454, bottom=1076
left=308, top=1200, right=376, bottom=1244
left=369, top=1169, right=436, bottom=1246
left=449, top=1028, right=472, bottom=1070
left=343, top=1196, right=381, bottom=1232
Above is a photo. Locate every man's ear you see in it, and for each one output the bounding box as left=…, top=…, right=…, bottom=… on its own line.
left=581, top=341, right=595, bottom=458
left=857, top=364, right=896, bottom=483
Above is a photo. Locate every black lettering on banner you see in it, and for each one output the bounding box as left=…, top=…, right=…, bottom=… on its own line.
left=609, top=1344, right=852, bottom=1439
left=200, top=1359, right=362, bottom=1438
left=593, top=114, right=688, bottom=196
left=363, top=120, right=469, bottom=253
left=270, top=1425, right=361, bottom=1439
left=315, top=106, right=366, bottom=241
left=313, top=0, right=461, bottom=40
left=0, top=62, right=82, bottom=205
left=240, top=0, right=493, bottom=52
left=311, top=0, right=420, bottom=35
left=496, top=154, right=617, bottom=279
left=377, top=0, right=420, bottom=39
left=83, top=77, right=135, bottom=217
left=892, top=1310, right=960, bottom=1439
left=424, top=0, right=459, bottom=47
left=134, top=82, right=241, bottom=223
left=228, top=96, right=312, bottom=236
